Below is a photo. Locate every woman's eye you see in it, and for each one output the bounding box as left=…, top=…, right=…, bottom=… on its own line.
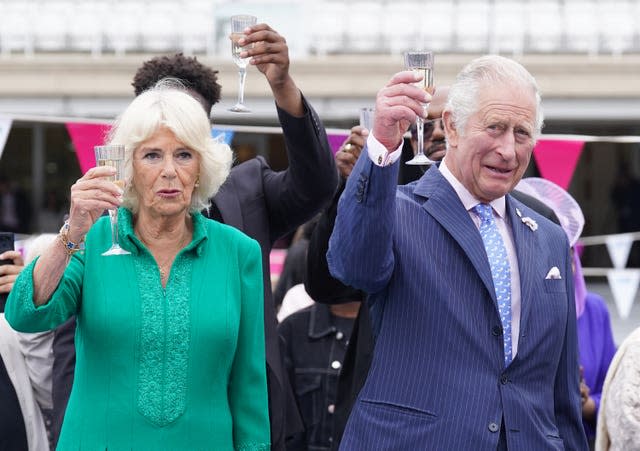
left=143, top=152, right=160, bottom=160
left=177, top=150, right=194, bottom=160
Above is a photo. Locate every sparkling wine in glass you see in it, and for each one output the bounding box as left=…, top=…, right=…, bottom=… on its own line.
left=94, top=145, right=130, bottom=256
left=229, top=14, right=257, bottom=113
left=404, top=51, right=435, bottom=165
left=359, top=107, right=375, bottom=131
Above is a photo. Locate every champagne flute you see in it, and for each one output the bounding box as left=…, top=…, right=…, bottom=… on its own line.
left=404, top=51, right=435, bottom=165
left=359, top=107, right=375, bottom=131
left=229, top=14, right=257, bottom=113
left=94, top=145, right=130, bottom=256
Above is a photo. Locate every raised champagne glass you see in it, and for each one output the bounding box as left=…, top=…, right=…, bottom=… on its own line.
left=404, top=51, right=435, bottom=165
left=229, top=14, right=257, bottom=113
left=359, top=107, right=375, bottom=131
left=94, top=144, right=130, bottom=256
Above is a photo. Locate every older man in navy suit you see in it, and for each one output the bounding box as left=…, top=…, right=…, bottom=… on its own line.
left=327, top=55, right=588, bottom=450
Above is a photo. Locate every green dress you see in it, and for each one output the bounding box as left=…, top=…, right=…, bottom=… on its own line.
left=5, top=210, right=270, bottom=450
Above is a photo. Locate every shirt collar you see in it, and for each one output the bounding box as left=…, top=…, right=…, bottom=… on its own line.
left=308, top=303, right=337, bottom=339
left=439, top=158, right=507, bottom=219
left=119, top=208, right=208, bottom=256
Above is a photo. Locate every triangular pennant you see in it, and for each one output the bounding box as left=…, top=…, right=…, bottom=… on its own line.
left=607, top=269, right=640, bottom=319
left=0, top=117, right=13, bottom=159
left=605, top=233, right=634, bottom=269
left=532, top=139, right=585, bottom=190
left=65, top=122, right=111, bottom=174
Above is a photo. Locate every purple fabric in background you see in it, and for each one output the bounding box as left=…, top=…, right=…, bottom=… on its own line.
left=577, top=292, right=617, bottom=439
left=327, top=133, right=349, bottom=155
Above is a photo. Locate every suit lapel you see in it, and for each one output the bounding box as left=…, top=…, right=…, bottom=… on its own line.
left=507, top=196, right=537, bottom=330
left=416, top=167, right=497, bottom=304
left=211, top=176, right=244, bottom=230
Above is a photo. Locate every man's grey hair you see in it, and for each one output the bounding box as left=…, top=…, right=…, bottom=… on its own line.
left=445, top=55, right=544, bottom=140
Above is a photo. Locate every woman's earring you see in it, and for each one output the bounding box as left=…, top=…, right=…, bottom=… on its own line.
left=194, top=178, right=200, bottom=188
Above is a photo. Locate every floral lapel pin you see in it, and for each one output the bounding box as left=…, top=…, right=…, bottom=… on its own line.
left=515, top=208, right=538, bottom=232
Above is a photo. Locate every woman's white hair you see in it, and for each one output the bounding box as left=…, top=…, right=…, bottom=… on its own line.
left=106, top=78, right=232, bottom=214
left=445, top=55, right=544, bottom=140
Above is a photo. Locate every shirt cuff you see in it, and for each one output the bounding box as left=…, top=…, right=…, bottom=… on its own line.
left=366, top=134, right=404, bottom=167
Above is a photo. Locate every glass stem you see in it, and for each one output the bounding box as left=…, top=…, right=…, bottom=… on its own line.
left=416, top=115, right=425, bottom=157
left=109, top=209, right=120, bottom=248
left=237, top=67, right=247, bottom=105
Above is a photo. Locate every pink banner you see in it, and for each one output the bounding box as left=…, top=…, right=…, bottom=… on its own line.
left=65, top=123, right=111, bottom=174
left=533, top=139, right=585, bottom=190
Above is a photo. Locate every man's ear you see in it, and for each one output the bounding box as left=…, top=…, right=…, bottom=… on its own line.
left=442, top=110, right=457, bottom=148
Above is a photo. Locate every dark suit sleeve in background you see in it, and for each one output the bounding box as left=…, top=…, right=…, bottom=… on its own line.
left=305, top=178, right=364, bottom=304
left=262, top=95, right=338, bottom=244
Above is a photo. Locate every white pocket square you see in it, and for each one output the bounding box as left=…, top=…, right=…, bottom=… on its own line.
left=545, top=267, right=562, bottom=280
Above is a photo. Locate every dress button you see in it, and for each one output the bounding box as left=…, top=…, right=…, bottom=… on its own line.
left=328, top=404, right=335, bottom=414
left=488, top=422, right=499, bottom=433
left=331, top=360, right=341, bottom=370
left=336, top=331, right=344, bottom=340
left=492, top=325, right=502, bottom=336
left=500, top=375, right=509, bottom=385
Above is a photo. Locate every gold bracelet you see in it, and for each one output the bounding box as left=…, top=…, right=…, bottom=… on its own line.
left=58, top=220, right=85, bottom=255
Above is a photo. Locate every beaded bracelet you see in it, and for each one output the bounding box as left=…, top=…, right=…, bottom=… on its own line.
left=58, top=220, right=85, bottom=255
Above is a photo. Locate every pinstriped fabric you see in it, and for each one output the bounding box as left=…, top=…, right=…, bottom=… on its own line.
left=474, top=203, right=513, bottom=367
left=328, top=157, right=588, bottom=451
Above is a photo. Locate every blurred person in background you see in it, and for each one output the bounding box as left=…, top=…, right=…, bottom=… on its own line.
left=0, top=234, right=57, bottom=451
left=0, top=176, right=31, bottom=234
left=595, top=326, right=640, bottom=451
left=278, top=299, right=359, bottom=450
left=516, top=177, right=617, bottom=449
left=273, top=217, right=319, bottom=311
left=6, top=84, right=270, bottom=449
left=50, top=22, right=337, bottom=450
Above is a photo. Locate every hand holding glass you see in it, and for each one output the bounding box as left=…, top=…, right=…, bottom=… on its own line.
left=94, top=145, right=130, bottom=256
left=404, top=51, right=435, bottom=165
left=229, top=14, right=257, bottom=113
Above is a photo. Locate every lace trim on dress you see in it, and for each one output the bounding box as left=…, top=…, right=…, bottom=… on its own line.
left=135, top=249, right=192, bottom=426
left=236, top=443, right=271, bottom=451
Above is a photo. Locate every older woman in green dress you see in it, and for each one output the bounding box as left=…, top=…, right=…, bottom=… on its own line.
left=5, top=83, right=270, bottom=450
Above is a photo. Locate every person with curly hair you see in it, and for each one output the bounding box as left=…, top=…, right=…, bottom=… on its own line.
left=132, top=53, right=222, bottom=116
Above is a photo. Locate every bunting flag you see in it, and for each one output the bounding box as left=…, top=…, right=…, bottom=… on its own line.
left=532, top=139, right=585, bottom=190
left=65, top=122, right=111, bottom=174
left=607, top=269, right=640, bottom=319
left=605, top=233, right=634, bottom=269
left=0, top=117, right=13, bottom=159
left=211, top=127, right=234, bottom=145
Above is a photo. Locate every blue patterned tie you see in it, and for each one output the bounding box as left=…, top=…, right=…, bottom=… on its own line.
left=474, top=203, right=512, bottom=366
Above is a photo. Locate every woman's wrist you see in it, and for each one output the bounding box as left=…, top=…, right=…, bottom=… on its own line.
left=58, top=220, right=85, bottom=255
